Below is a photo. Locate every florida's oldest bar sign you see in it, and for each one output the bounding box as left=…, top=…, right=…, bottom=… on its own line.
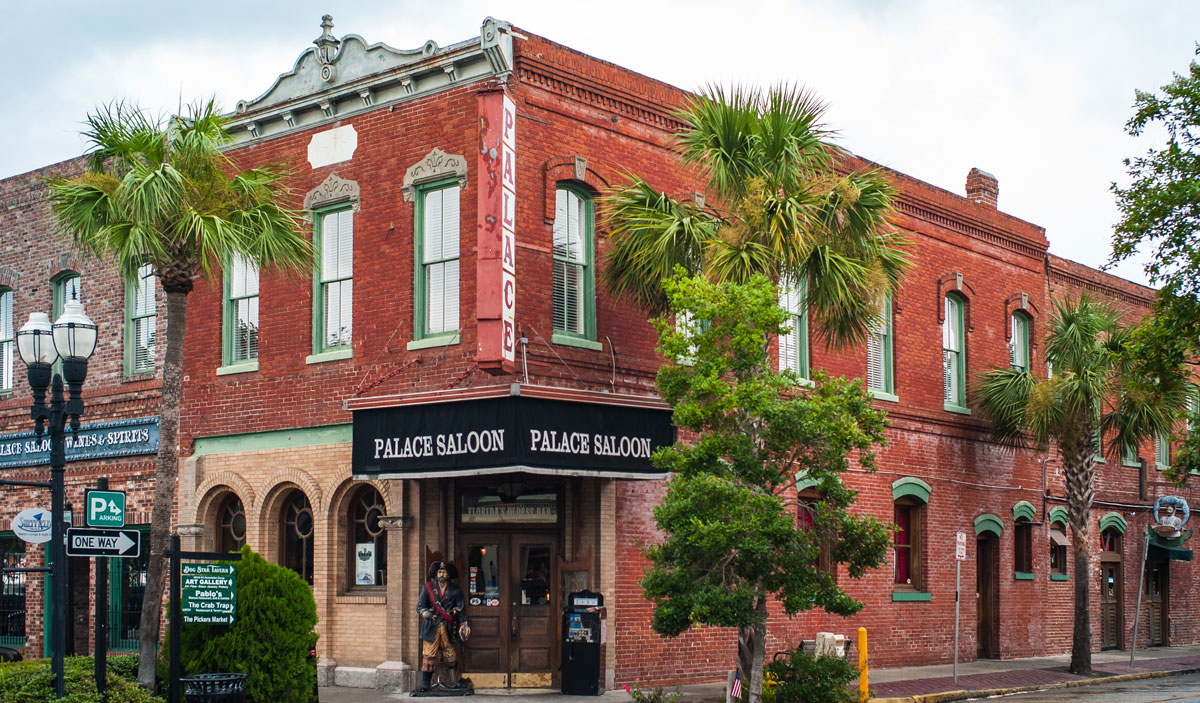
left=351, top=396, right=674, bottom=479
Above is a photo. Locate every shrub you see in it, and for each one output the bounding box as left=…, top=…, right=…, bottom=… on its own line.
left=626, top=681, right=682, bottom=703
left=765, top=648, right=858, bottom=703
left=0, top=655, right=162, bottom=703
left=177, top=546, right=318, bottom=703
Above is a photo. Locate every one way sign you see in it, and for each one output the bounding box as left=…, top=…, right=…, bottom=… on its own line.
left=66, top=527, right=141, bottom=558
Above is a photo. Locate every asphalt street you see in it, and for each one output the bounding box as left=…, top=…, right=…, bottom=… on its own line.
left=975, top=671, right=1200, bottom=702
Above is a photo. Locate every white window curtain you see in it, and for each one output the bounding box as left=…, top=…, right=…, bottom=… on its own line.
left=552, top=188, right=587, bottom=334
left=423, top=186, right=460, bottom=335
left=229, top=254, right=260, bottom=362
left=779, top=276, right=808, bottom=379
left=942, top=297, right=962, bottom=404
left=131, top=263, right=156, bottom=371
left=321, top=210, right=354, bottom=348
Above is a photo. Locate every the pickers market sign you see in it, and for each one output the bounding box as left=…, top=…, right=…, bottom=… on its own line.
left=0, top=417, right=159, bottom=468
left=351, top=395, right=674, bottom=479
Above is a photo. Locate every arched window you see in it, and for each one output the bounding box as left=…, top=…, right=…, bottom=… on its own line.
left=280, top=491, right=314, bottom=584
left=1014, top=517, right=1033, bottom=576
left=892, top=477, right=931, bottom=597
left=1049, top=519, right=1068, bottom=578
left=347, top=486, right=387, bottom=587
left=1009, top=311, right=1030, bottom=372
left=1101, top=527, right=1122, bottom=555
left=53, top=271, right=82, bottom=316
left=942, top=294, right=968, bottom=412
left=552, top=184, right=596, bottom=345
left=217, top=494, right=246, bottom=554
left=0, top=287, right=12, bottom=393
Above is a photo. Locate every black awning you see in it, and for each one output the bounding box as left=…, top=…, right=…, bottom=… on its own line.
left=1148, top=542, right=1194, bottom=562
left=351, top=394, right=674, bottom=479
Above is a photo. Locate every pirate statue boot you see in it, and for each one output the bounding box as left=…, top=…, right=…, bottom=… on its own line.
left=445, top=664, right=466, bottom=690
left=420, top=671, right=433, bottom=692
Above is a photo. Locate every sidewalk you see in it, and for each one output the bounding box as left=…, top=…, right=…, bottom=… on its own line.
left=316, top=645, right=1200, bottom=703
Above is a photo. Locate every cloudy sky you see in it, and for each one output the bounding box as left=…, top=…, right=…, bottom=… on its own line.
left=8, top=1, right=1198, bottom=286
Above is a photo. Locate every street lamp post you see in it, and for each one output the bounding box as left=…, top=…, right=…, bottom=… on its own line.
left=15, top=301, right=97, bottom=700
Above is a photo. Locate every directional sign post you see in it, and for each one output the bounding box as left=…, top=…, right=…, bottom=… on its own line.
left=86, top=489, right=126, bottom=528
left=66, top=527, right=141, bottom=558
left=181, top=563, right=237, bottom=625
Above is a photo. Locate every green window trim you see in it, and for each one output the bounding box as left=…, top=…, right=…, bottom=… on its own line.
left=1012, top=501, right=1036, bottom=523
left=552, top=183, right=597, bottom=343
left=974, top=513, right=1003, bottom=537
left=1050, top=573, right=1070, bottom=581
left=891, top=591, right=932, bottom=602
left=1048, top=506, right=1069, bottom=525
left=779, top=276, right=809, bottom=380
left=124, top=263, right=156, bottom=375
left=1155, top=432, right=1171, bottom=471
left=1122, top=441, right=1140, bottom=467
left=312, top=205, right=354, bottom=355
left=867, top=295, right=894, bottom=395
left=1014, top=571, right=1035, bottom=581
left=0, top=287, right=12, bottom=394
left=942, top=294, right=967, bottom=411
left=1009, top=311, right=1030, bottom=372
left=51, top=271, right=82, bottom=376
left=223, top=253, right=260, bottom=368
left=1098, top=512, right=1127, bottom=534
left=891, top=477, right=931, bottom=504
left=414, top=179, right=461, bottom=344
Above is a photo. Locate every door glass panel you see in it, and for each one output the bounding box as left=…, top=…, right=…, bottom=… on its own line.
left=467, top=544, right=501, bottom=604
left=519, top=545, right=551, bottom=605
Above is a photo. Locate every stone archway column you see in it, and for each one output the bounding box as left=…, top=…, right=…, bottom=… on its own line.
left=375, top=479, right=419, bottom=691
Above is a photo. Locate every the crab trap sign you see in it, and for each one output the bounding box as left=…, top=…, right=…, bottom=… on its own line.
left=181, top=563, right=237, bottom=625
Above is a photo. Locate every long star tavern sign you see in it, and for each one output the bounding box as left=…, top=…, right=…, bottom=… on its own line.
left=66, top=527, right=142, bottom=558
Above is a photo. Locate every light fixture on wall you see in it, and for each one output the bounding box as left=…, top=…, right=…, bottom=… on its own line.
left=496, top=477, right=525, bottom=504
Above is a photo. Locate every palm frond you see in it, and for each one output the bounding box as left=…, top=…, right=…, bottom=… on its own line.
left=977, top=368, right=1038, bottom=446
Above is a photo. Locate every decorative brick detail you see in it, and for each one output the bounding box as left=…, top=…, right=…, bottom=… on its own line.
left=966, top=167, right=999, bottom=209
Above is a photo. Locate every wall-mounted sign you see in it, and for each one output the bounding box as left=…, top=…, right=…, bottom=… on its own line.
left=12, top=508, right=52, bottom=543
left=0, top=417, right=159, bottom=468
left=355, top=542, right=376, bottom=585
left=86, top=490, right=127, bottom=528
left=182, top=563, right=237, bottom=625
left=352, top=396, right=673, bottom=479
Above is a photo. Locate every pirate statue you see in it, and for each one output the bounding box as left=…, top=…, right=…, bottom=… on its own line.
left=415, top=560, right=472, bottom=694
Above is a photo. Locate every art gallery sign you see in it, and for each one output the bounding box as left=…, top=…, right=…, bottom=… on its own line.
left=0, top=417, right=159, bottom=468
left=350, top=387, right=674, bottom=479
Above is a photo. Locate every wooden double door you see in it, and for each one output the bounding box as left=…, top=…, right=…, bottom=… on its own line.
left=1145, top=561, right=1169, bottom=646
left=976, top=535, right=997, bottom=658
left=459, top=532, right=559, bottom=688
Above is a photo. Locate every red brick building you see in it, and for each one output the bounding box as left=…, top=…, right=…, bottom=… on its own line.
left=3, top=14, right=1197, bottom=694
left=0, top=162, right=162, bottom=659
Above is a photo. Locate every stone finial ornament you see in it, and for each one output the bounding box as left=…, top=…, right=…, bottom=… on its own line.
left=314, top=14, right=341, bottom=83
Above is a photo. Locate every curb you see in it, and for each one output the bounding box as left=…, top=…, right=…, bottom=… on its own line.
left=868, top=665, right=1200, bottom=703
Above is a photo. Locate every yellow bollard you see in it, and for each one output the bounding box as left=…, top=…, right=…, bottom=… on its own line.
left=858, top=627, right=868, bottom=703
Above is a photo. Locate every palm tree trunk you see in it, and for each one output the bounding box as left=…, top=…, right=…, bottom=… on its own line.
left=137, top=288, right=189, bottom=688
left=1065, top=450, right=1096, bottom=675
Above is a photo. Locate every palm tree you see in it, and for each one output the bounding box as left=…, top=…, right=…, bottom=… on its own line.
left=605, top=84, right=909, bottom=703
left=604, top=84, right=910, bottom=349
left=45, top=100, right=311, bottom=688
left=977, top=294, right=1187, bottom=674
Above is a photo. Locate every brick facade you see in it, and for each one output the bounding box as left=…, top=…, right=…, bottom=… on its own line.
left=5, top=14, right=1200, bottom=693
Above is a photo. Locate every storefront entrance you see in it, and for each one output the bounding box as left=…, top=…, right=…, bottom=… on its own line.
left=1144, top=560, right=1168, bottom=646
left=976, top=535, right=998, bottom=659
left=460, top=532, right=559, bottom=688
left=1100, top=527, right=1124, bottom=650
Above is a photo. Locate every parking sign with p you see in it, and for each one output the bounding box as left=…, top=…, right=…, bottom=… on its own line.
left=86, top=489, right=126, bottom=528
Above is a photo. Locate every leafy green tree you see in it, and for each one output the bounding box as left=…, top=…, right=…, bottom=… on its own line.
left=604, top=84, right=908, bottom=349
left=1110, top=46, right=1200, bottom=482
left=976, top=294, right=1187, bottom=674
left=45, top=101, right=311, bottom=688
left=642, top=273, right=892, bottom=703
left=178, top=547, right=318, bottom=703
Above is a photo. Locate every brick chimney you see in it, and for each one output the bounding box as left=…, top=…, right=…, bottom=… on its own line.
left=965, top=168, right=998, bottom=209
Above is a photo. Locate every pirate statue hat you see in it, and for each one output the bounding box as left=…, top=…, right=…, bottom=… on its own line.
left=427, top=560, right=459, bottom=581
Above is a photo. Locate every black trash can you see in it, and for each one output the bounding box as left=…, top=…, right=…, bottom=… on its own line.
left=180, top=672, right=249, bottom=703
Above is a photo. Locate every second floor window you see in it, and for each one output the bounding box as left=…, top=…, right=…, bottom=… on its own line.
left=867, top=296, right=893, bottom=396
left=779, top=276, right=809, bottom=380
left=226, top=254, right=260, bottom=365
left=126, top=263, right=156, bottom=374
left=417, top=183, right=460, bottom=340
left=1156, top=431, right=1170, bottom=470
left=0, top=289, right=11, bottom=393
left=316, top=209, right=353, bottom=351
left=552, top=185, right=595, bottom=341
left=943, top=295, right=966, bottom=410
left=1009, top=312, right=1030, bottom=372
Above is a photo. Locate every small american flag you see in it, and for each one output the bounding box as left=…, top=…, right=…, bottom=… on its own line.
left=729, top=671, right=742, bottom=702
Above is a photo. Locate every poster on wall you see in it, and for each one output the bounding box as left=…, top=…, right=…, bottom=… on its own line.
left=356, top=542, right=376, bottom=585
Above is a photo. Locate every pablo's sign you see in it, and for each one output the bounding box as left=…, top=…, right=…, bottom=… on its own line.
left=352, top=396, right=673, bottom=479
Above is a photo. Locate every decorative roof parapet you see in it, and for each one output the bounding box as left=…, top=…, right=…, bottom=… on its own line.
left=228, top=16, right=513, bottom=145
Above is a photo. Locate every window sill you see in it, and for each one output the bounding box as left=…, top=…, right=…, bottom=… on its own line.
left=124, top=369, right=155, bottom=378
left=334, top=593, right=387, bottom=605
left=552, top=332, right=603, bottom=351
left=1122, top=461, right=1140, bottom=468
left=943, top=403, right=971, bottom=416
left=1014, top=571, right=1035, bottom=581
left=406, top=334, right=460, bottom=351
left=1156, top=464, right=1170, bottom=473
left=1050, top=574, right=1070, bottom=581
left=891, top=591, right=932, bottom=602
left=870, top=389, right=899, bottom=403
left=306, top=347, right=353, bottom=364
left=216, top=360, right=259, bottom=376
